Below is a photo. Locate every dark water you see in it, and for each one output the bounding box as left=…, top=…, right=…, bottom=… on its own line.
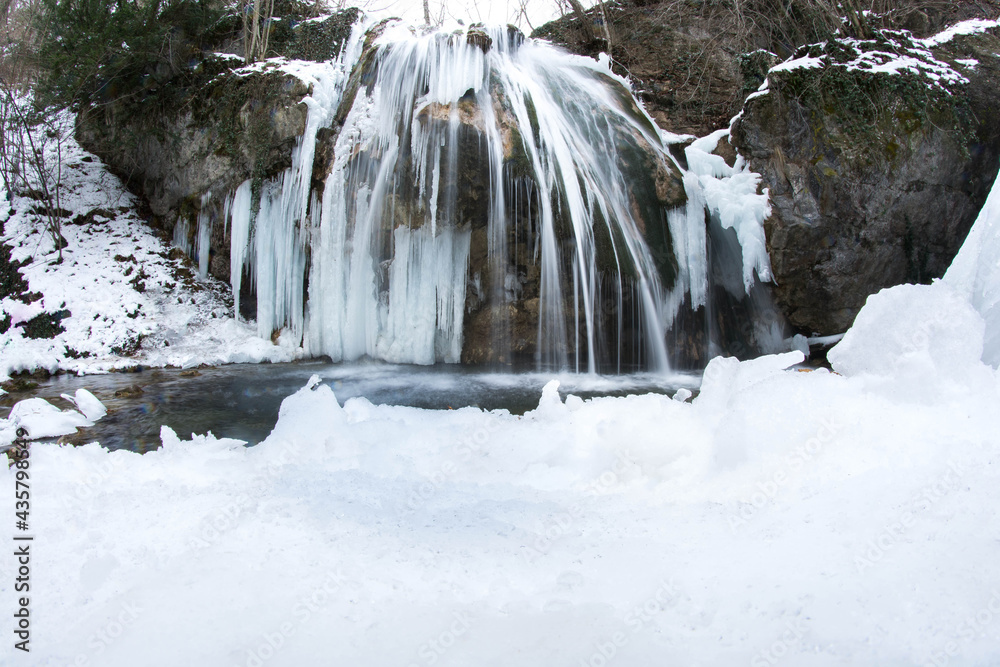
left=1, top=361, right=699, bottom=453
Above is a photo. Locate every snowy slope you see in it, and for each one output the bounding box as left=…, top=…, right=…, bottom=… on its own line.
left=0, top=111, right=300, bottom=384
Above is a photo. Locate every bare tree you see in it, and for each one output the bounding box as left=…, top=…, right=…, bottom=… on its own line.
left=244, top=0, right=277, bottom=63
left=564, top=0, right=612, bottom=49
left=0, top=84, right=66, bottom=262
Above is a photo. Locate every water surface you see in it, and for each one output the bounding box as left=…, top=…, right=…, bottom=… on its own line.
left=1, top=361, right=698, bottom=452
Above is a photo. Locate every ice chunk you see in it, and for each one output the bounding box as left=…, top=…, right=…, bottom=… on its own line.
left=529, top=379, right=565, bottom=419
left=60, top=388, right=108, bottom=421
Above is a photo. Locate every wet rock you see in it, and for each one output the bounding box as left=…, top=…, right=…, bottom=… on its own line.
left=730, top=30, right=1000, bottom=335
left=467, top=25, right=493, bottom=53
left=1, top=377, right=39, bottom=393
left=114, top=385, right=144, bottom=398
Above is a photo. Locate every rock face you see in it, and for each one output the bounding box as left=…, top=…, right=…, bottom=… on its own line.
left=74, top=9, right=361, bottom=286
left=731, top=29, right=1000, bottom=335
left=536, top=1, right=1000, bottom=338
left=77, top=66, right=310, bottom=219
left=532, top=0, right=1000, bottom=138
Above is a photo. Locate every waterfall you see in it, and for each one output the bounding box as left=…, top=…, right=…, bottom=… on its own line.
left=193, top=18, right=779, bottom=372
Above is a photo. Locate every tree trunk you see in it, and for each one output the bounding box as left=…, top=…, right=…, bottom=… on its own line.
left=565, top=0, right=598, bottom=43
left=841, top=0, right=873, bottom=39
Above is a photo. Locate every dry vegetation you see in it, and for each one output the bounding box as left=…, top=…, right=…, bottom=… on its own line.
left=533, top=0, right=1000, bottom=135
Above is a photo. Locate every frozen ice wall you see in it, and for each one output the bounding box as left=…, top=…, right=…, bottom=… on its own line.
left=302, top=23, right=676, bottom=371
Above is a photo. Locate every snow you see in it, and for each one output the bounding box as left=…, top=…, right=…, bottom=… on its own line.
left=61, top=387, right=107, bottom=422
left=0, top=111, right=300, bottom=383
left=762, top=19, right=987, bottom=101
left=4, top=327, right=1000, bottom=664
left=769, top=55, right=824, bottom=72
left=919, top=18, right=1000, bottom=48
left=827, top=282, right=993, bottom=398
left=0, top=388, right=107, bottom=447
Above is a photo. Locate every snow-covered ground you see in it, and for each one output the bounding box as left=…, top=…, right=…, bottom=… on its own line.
left=3, top=17, right=1000, bottom=664
left=1, top=172, right=999, bottom=665
left=0, top=111, right=300, bottom=384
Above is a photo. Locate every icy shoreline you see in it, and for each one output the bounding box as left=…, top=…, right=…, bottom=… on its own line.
left=2, top=338, right=998, bottom=664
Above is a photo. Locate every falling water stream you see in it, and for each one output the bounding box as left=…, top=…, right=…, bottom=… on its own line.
left=5, top=19, right=788, bottom=454
left=191, top=19, right=780, bottom=375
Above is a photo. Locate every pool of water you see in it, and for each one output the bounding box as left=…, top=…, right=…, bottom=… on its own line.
left=1, top=361, right=700, bottom=453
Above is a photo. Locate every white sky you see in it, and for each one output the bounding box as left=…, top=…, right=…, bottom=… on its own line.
left=355, top=0, right=569, bottom=33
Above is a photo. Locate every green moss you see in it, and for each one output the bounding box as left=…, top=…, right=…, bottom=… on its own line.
left=0, top=243, right=30, bottom=300
left=195, top=67, right=302, bottom=198
left=274, top=8, right=362, bottom=62
left=523, top=94, right=541, bottom=147
left=775, top=50, right=974, bottom=168
left=20, top=309, right=71, bottom=340
left=738, top=50, right=777, bottom=96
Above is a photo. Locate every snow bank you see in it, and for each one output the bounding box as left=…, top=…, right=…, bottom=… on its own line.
left=827, top=282, right=991, bottom=395
left=944, top=164, right=1000, bottom=367
left=4, top=338, right=999, bottom=665
left=831, top=155, right=1000, bottom=375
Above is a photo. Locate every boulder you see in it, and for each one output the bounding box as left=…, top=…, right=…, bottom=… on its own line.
left=731, top=29, right=1000, bottom=335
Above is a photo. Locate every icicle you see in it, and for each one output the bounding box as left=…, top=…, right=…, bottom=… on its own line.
left=172, top=216, right=192, bottom=257
left=684, top=132, right=773, bottom=292
left=228, top=180, right=253, bottom=320
left=194, top=191, right=212, bottom=277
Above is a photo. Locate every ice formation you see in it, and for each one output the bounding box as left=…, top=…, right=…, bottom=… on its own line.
left=944, top=163, right=1000, bottom=368
left=177, top=20, right=776, bottom=372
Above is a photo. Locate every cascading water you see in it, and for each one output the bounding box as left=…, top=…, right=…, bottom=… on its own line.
left=180, top=17, right=783, bottom=373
